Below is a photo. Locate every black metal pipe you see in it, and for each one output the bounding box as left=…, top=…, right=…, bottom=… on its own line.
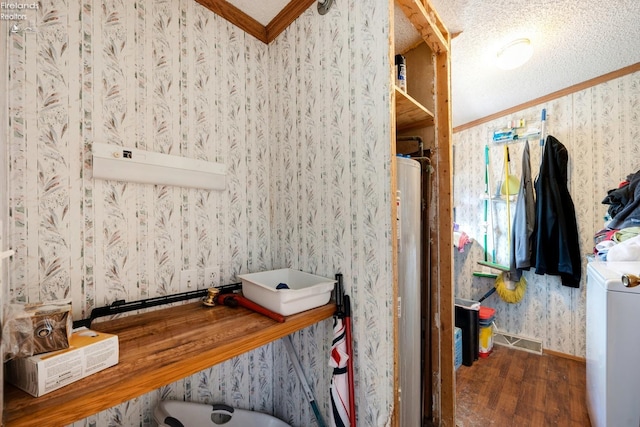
left=73, top=283, right=242, bottom=328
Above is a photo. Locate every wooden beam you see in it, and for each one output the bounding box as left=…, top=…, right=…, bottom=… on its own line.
left=421, top=0, right=450, bottom=41
left=195, top=0, right=316, bottom=45
left=396, top=0, right=448, bottom=54
left=195, top=0, right=268, bottom=43
left=389, top=0, right=400, bottom=424
left=390, top=28, right=400, bottom=427
left=266, top=0, right=316, bottom=43
left=453, top=62, right=640, bottom=133
left=434, top=44, right=455, bottom=427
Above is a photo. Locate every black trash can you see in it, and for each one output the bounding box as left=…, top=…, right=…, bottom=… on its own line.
left=454, top=298, right=480, bottom=367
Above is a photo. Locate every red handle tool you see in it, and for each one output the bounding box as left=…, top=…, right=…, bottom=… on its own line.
left=217, top=294, right=285, bottom=323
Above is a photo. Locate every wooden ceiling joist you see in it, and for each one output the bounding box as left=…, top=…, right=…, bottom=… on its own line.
left=195, top=0, right=268, bottom=43
left=267, top=0, right=316, bottom=42
left=195, top=0, right=315, bottom=44
left=396, top=0, right=449, bottom=54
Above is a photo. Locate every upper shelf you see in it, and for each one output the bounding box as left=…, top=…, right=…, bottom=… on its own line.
left=4, top=301, right=335, bottom=427
left=395, top=86, right=435, bottom=131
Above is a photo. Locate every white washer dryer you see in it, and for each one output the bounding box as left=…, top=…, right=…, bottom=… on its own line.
left=586, top=261, right=640, bottom=427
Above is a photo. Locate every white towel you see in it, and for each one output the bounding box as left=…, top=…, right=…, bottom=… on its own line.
left=606, top=234, right=640, bottom=261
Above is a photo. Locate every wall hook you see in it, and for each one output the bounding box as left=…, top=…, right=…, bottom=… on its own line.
left=317, top=0, right=334, bottom=15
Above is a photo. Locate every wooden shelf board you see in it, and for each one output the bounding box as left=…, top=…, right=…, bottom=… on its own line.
left=4, top=301, right=335, bottom=427
left=395, top=86, right=434, bottom=131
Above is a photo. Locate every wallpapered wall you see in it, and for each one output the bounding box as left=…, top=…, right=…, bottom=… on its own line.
left=268, top=2, right=393, bottom=426
left=5, top=1, right=392, bottom=426
left=453, top=70, right=640, bottom=357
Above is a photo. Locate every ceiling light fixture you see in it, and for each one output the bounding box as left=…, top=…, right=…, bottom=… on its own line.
left=496, top=38, right=533, bottom=70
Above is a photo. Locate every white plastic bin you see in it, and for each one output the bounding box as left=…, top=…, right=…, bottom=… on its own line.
left=238, top=269, right=335, bottom=316
left=154, top=401, right=290, bottom=427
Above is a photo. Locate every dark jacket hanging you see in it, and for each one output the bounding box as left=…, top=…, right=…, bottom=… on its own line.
left=531, top=135, right=581, bottom=287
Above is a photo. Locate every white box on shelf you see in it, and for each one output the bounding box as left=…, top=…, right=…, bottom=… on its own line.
left=238, top=269, right=336, bottom=316
left=6, top=327, right=119, bottom=397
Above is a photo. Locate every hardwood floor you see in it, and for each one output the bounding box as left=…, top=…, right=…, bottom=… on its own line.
left=455, top=345, right=591, bottom=427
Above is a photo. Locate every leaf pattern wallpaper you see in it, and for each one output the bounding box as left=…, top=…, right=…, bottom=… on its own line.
left=5, top=0, right=392, bottom=426
left=270, top=2, right=392, bottom=426
left=453, top=71, right=640, bottom=357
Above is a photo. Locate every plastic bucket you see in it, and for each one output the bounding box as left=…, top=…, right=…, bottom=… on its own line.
left=478, top=306, right=496, bottom=358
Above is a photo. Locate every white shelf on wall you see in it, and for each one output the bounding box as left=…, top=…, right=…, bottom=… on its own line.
left=92, top=143, right=226, bottom=191
left=491, top=110, right=548, bottom=145
left=492, top=129, right=541, bottom=145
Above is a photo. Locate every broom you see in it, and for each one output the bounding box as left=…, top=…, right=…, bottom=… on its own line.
left=494, top=144, right=526, bottom=304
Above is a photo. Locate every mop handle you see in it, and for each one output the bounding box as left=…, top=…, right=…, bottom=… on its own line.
left=283, top=336, right=327, bottom=427
left=344, top=296, right=356, bottom=427
left=503, top=144, right=512, bottom=247
left=540, top=108, right=547, bottom=166
left=484, top=145, right=490, bottom=194
left=483, top=145, right=489, bottom=262
left=486, top=146, right=496, bottom=262
left=540, top=108, right=547, bottom=148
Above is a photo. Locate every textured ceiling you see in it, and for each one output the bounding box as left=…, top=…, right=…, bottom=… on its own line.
left=431, top=0, right=640, bottom=127
left=225, top=0, right=640, bottom=128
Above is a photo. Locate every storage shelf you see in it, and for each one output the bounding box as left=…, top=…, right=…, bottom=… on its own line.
left=395, top=86, right=435, bottom=131
left=492, top=122, right=542, bottom=144
left=493, top=132, right=542, bottom=144
left=391, top=0, right=454, bottom=424
left=4, top=301, right=335, bottom=427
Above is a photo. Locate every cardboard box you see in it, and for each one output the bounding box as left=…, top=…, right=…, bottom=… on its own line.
left=7, top=327, right=119, bottom=397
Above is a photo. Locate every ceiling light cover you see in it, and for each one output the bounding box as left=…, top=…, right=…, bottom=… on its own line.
left=496, top=38, right=533, bottom=70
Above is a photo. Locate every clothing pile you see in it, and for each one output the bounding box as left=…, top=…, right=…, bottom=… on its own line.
left=596, top=170, right=640, bottom=261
